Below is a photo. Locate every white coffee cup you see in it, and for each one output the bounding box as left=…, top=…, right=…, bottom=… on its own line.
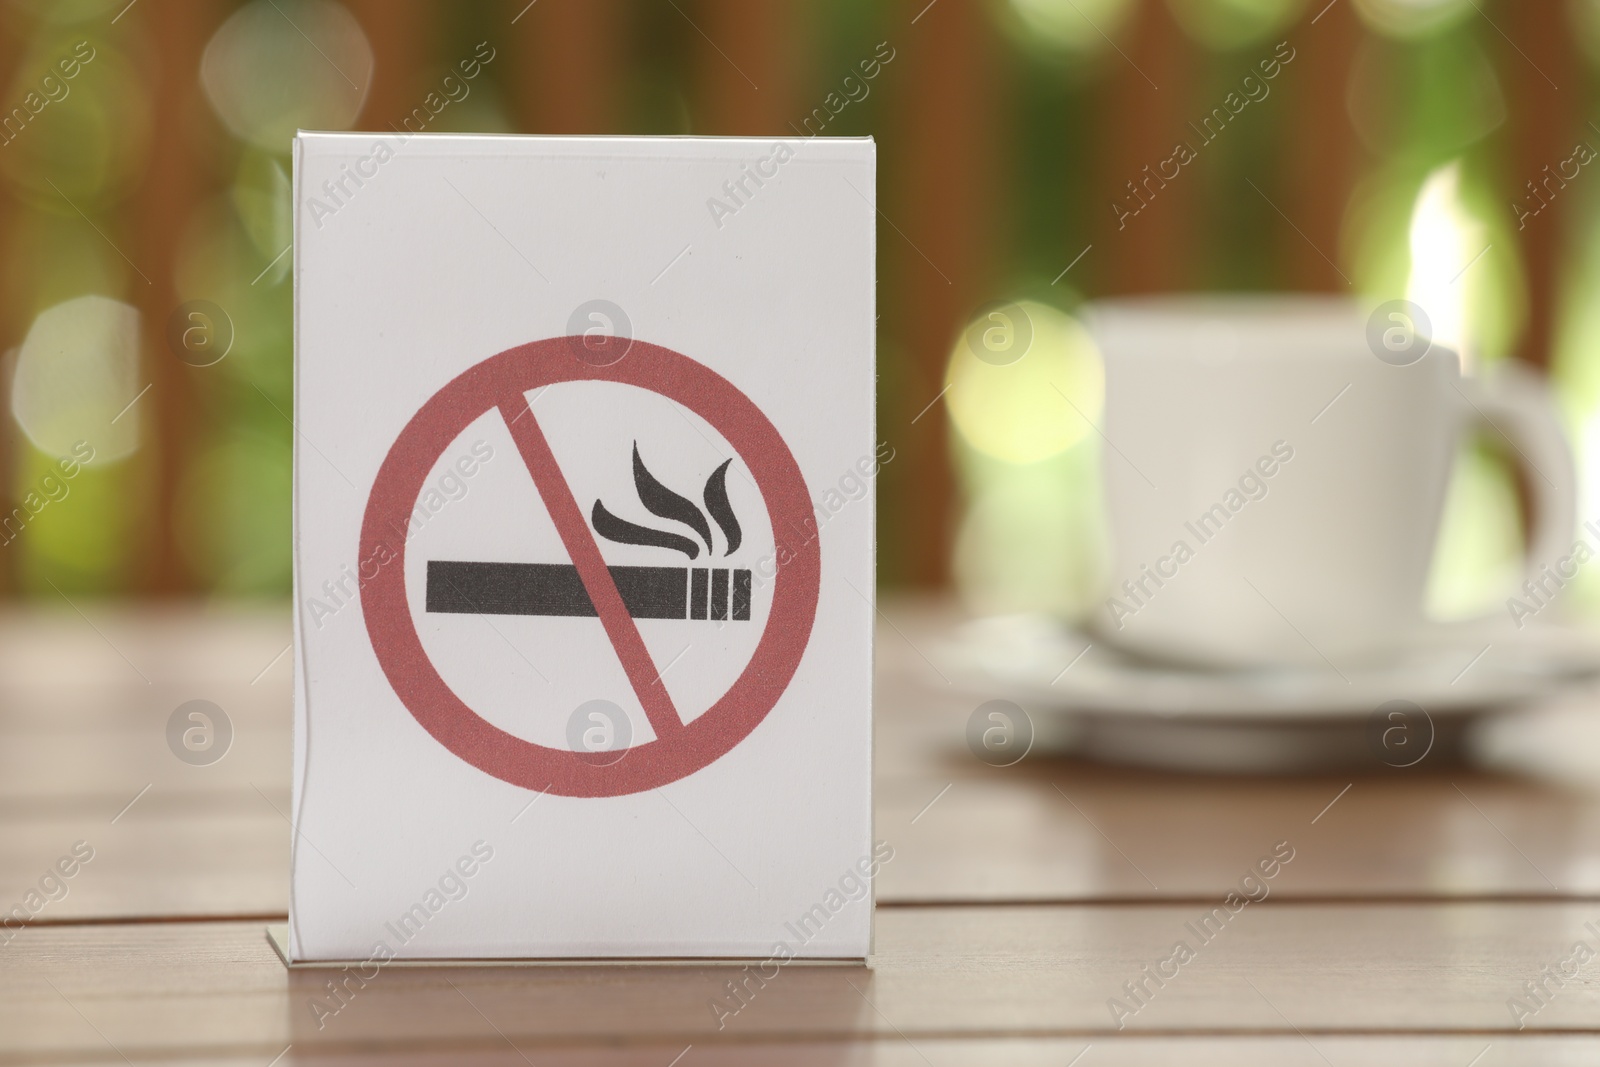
left=1081, top=294, right=1575, bottom=669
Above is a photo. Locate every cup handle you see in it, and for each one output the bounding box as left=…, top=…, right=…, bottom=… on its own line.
left=1453, top=362, right=1576, bottom=604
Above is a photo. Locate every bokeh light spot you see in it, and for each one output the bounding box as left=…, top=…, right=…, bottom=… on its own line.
left=1166, top=0, right=1306, bottom=51
left=1405, top=160, right=1483, bottom=369
left=1352, top=0, right=1473, bottom=39
left=200, top=0, right=372, bottom=153
left=1005, top=0, right=1135, bottom=55
left=11, top=294, right=142, bottom=464
left=946, top=300, right=1104, bottom=465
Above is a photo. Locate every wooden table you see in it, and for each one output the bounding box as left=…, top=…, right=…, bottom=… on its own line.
left=5, top=601, right=1600, bottom=1063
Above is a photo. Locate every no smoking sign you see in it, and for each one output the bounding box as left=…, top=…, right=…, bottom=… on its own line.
left=360, top=337, right=821, bottom=798
left=292, top=132, right=872, bottom=962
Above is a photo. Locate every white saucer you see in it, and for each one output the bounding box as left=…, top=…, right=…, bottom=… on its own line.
left=931, top=614, right=1600, bottom=773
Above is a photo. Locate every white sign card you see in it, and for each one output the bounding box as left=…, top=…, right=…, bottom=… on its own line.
left=290, top=133, right=877, bottom=961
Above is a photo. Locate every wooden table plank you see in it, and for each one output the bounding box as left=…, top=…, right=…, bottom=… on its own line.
left=6, top=605, right=1600, bottom=921
left=0, top=807, right=286, bottom=920
left=874, top=760, right=1600, bottom=902
left=7, top=903, right=1600, bottom=1060
left=3, top=1039, right=1598, bottom=1066
left=14, top=732, right=1600, bottom=919
left=4, top=1037, right=1598, bottom=1067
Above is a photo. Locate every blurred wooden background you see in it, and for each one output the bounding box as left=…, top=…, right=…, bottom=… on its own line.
left=0, top=0, right=1584, bottom=598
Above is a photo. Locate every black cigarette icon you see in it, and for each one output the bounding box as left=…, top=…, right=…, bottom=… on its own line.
left=427, top=561, right=752, bottom=621
left=428, top=445, right=753, bottom=622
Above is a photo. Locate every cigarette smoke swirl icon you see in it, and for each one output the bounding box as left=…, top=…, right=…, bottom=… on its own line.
left=590, top=443, right=741, bottom=559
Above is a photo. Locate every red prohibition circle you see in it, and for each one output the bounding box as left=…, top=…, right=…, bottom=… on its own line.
left=360, top=338, right=820, bottom=798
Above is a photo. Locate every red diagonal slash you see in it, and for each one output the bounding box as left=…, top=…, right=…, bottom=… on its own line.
left=497, top=391, right=683, bottom=740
